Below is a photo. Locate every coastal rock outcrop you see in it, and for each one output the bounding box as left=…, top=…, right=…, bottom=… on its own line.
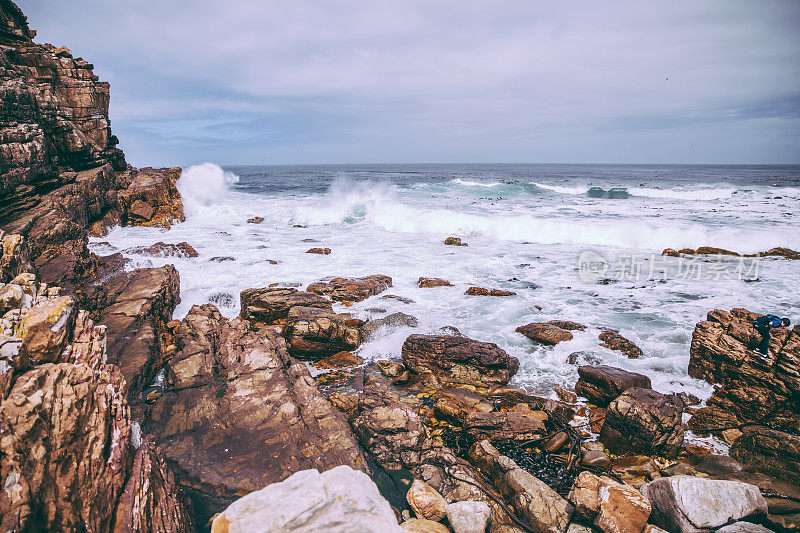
left=402, top=334, right=520, bottom=388
left=148, top=304, right=368, bottom=520
left=284, top=305, right=362, bottom=357
left=516, top=320, right=585, bottom=345
left=239, top=286, right=332, bottom=324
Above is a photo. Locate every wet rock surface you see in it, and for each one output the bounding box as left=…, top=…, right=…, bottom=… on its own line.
left=306, top=274, right=392, bottom=302
left=284, top=305, right=362, bottom=357
left=239, top=286, right=332, bottom=324
left=575, top=364, right=652, bottom=407
left=402, top=334, right=520, bottom=388
left=516, top=321, right=584, bottom=345
left=418, top=277, right=454, bottom=287
left=123, top=241, right=198, bottom=258
left=598, top=328, right=643, bottom=358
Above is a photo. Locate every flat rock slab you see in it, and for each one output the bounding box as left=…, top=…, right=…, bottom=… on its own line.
left=239, top=286, right=332, bottom=324
left=575, top=364, right=652, bottom=407
left=306, top=274, right=392, bottom=302
left=516, top=321, right=584, bottom=345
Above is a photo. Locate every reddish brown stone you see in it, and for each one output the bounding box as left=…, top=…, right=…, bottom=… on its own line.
left=306, top=274, right=392, bottom=302
left=418, top=277, right=453, bottom=287
left=465, top=286, right=516, bottom=296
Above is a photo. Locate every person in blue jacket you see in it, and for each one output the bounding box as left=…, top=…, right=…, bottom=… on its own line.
left=753, top=314, right=791, bottom=356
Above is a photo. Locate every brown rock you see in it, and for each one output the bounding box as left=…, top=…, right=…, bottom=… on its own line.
left=313, top=350, right=364, bottom=370
left=758, top=247, right=800, bottom=260
left=555, top=387, right=577, bottom=404
left=16, top=295, right=75, bottom=363
left=284, top=306, right=361, bottom=357
left=306, top=274, right=392, bottom=302
left=464, top=410, right=548, bottom=442
left=418, top=277, right=453, bottom=288
left=0, top=363, right=131, bottom=532
left=306, top=247, right=331, bottom=254
left=247, top=216, right=264, bottom=224
left=575, top=365, right=652, bottom=407
left=148, top=304, right=368, bottom=519
left=580, top=450, right=611, bottom=468
left=129, top=199, right=155, bottom=220
left=382, top=294, right=414, bottom=304
left=465, top=286, right=516, bottom=296
left=406, top=479, right=447, bottom=521
left=545, top=431, right=570, bottom=453
left=124, top=241, right=198, bottom=258
left=377, top=360, right=405, bottom=378
left=595, top=483, right=651, bottom=533
left=662, top=248, right=680, bottom=257
left=240, top=286, right=332, bottom=324
left=401, top=518, right=450, bottom=533
left=611, top=455, right=661, bottom=488
left=444, top=236, right=467, bottom=246
left=600, top=388, right=684, bottom=458
left=433, top=387, right=493, bottom=423
left=113, top=438, right=195, bottom=533
left=402, top=334, right=519, bottom=388
left=730, top=427, right=800, bottom=486
left=695, top=246, right=741, bottom=256
left=351, top=380, right=425, bottom=469
left=516, top=321, right=582, bottom=345
left=598, top=329, right=643, bottom=358
left=568, top=471, right=618, bottom=520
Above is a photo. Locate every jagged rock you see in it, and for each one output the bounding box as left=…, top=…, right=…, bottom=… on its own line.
left=434, top=387, right=493, bottom=423
left=246, top=216, right=264, bottom=224
left=418, top=277, right=453, bottom=287
left=306, top=247, right=331, bottom=254
left=239, top=286, right=332, bottom=324
left=598, top=329, right=643, bottom=358
left=687, top=308, right=800, bottom=435
left=0, top=232, right=31, bottom=282
left=516, top=321, right=584, bottom=345
left=88, top=265, right=179, bottom=399
left=351, top=379, right=425, bottom=469
left=469, top=440, right=574, bottom=533
left=97, top=166, right=184, bottom=232
left=568, top=471, right=651, bottom=533
left=113, top=437, right=195, bottom=533
left=0, top=363, right=131, bottom=532
left=574, top=365, right=652, bottom=407
left=402, top=334, right=519, bottom=388
left=407, top=479, right=447, bottom=521
left=362, top=312, right=419, bottom=341
left=306, top=274, right=392, bottom=302
left=759, top=247, right=800, bottom=260
left=284, top=305, right=361, bottom=357
left=600, top=388, right=684, bottom=458
left=465, top=287, right=516, bottom=296
left=730, top=426, right=800, bottom=487
left=0, top=334, right=27, bottom=400
left=445, top=237, right=467, bottom=246
left=377, top=359, right=405, bottom=377
left=16, top=294, right=75, bottom=363
left=641, top=476, right=767, bottom=533
left=60, top=309, right=105, bottom=369
left=210, top=466, right=402, bottom=533
left=464, top=410, right=548, bottom=442
left=148, top=304, right=368, bottom=521
left=123, top=241, right=198, bottom=258
left=446, top=501, right=492, bottom=533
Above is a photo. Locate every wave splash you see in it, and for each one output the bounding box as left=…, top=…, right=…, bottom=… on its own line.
left=531, top=182, right=737, bottom=200
left=178, top=162, right=240, bottom=215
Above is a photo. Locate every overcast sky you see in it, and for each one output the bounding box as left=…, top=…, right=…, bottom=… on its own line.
left=22, top=1, right=800, bottom=165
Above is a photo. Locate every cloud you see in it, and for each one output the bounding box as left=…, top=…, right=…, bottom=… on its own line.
left=23, top=0, right=800, bottom=164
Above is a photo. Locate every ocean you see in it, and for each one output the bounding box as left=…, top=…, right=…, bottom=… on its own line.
left=93, top=163, right=800, bottom=403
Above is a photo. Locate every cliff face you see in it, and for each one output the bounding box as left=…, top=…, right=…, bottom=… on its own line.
left=0, top=0, right=125, bottom=224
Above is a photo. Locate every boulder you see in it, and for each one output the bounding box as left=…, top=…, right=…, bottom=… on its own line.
left=445, top=237, right=468, bottom=246
left=0, top=363, right=131, bottom=532
left=464, top=410, right=548, bottom=442
left=123, top=241, right=198, bottom=258
left=0, top=233, right=31, bottom=283
left=598, top=329, right=643, bottom=358
left=362, top=312, right=419, bottom=341
left=377, top=360, right=406, bottom=378
left=516, top=321, right=584, bottom=345
left=284, top=306, right=362, bottom=357
left=306, top=274, right=392, bottom=302
left=568, top=472, right=651, bottom=533
left=351, top=380, right=425, bottom=469
left=574, top=365, right=652, bottom=407
left=313, top=350, right=364, bottom=370
left=759, top=247, right=800, bottom=260
left=418, top=277, right=453, bottom=287
left=407, top=479, right=447, bottom=521
left=306, top=247, right=331, bottom=254
left=402, top=334, right=519, bottom=388
left=610, top=455, right=661, bottom=489
left=730, top=426, right=800, bottom=487
left=600, top=388, right=684, bottom=458
left=465, top=287, right=516, bottom=296
left=247, top=216, right=264, bottom=224
left=434, top=387, right=493, bottom=423
left=641, top=476, right=767, bottom=533
left=148, top=305, right=368, bottom=521
left=401, top=519, right=450, bottom=532
left=469, top=440, right=574, bottom=533
left=113, top=438, right=195, bottom=533
left=210, top=466, right=402, bottom=533
left=239, top=286, right=332, bottom=324
left=446, top=501, right=492, bottom=533
left=16, top=294, right=75, bottom=363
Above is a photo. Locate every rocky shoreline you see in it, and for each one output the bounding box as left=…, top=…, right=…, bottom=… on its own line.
left=2, top=2, right=800, bottom=532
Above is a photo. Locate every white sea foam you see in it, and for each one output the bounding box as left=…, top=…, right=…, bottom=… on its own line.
left=531, top=182, right=588, bottom=194
left=451, top=178, right=504, bottom=187
left=178, top=162, right=240, bottom=215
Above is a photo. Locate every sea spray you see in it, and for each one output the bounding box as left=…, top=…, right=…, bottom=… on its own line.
left=178, top=162, right=240, bottom=216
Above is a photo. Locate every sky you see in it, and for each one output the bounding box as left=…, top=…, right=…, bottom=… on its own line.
left=22, top=1, right=800, bottom=166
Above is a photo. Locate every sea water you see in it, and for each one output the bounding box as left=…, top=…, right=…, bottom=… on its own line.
left=93, top=163, right=800, bottom=400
